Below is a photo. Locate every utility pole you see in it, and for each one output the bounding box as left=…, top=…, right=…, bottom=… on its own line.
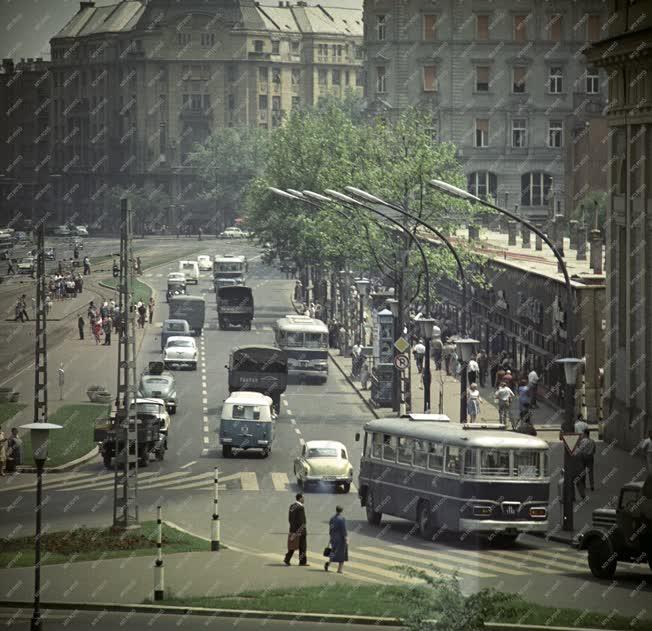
left=113, top=198, right=139, bottom=529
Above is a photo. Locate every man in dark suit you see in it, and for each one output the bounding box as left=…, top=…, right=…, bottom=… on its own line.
left=284, top=492, right=308, bottom=566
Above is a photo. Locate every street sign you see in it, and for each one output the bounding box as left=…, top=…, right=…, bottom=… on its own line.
left=394, top=354, right=409, bottom=370
left=394, top=336, right=410, bottom=354
left=561, top=432, right=582, bottom=455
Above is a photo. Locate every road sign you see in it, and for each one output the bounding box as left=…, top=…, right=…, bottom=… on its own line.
left=394, top=354, right=409, bottom=370
left=394, top=336, right=410, bottom=354
left=561, top=432, right=582, bottom=455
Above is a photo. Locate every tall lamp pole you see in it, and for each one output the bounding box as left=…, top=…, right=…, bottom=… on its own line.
left=354, top=278, right=370, bottom=345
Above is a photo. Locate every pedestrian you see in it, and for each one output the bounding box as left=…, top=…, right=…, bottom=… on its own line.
left=432, top=337, right=443, bottom=371
left=73, top=246, right=79, bottom=260
left=413, top=339, right=426, bottom=374
left=495, top=382, right=514, bottom=426
left=528, top=367, right=539, bottom=408
left=93, top=318, right=102, bottom=344
left=518, top=380, right=531, bottom=424
left=148, top=296, right=155, bottom=324
left=0, top=429, right=6, bottom=476
left=638, top=429, right=652, bottom=476
left=360, top=358, right=370, bottom=390
left=351, top=340, right=363, bottom=380
left=324, top=505, right=348, bottom=574
left=103, top=316, right=112, bottom=345
left=516, top=417, right=537, bottom=436
left=136, top=257, right=142, bottom=274
left=477, top=350, right=488, bottom=387
left=443, top=340, right=454, bottom=375
left=502, top=369, right=514, bottom=391
left=83, top=256, right=90, bottom=275
left=78, top=314, right=85, bottom=340
left=137, top=301, right=147, bottom=328
left=20, top=294, right=29, bottom=321
left=338, top=326, right=346, bottom=355
left=467, top=383, right=482, bottom=423
left=284, top=492, right=308, bottom=566
left=574, top=414, right=588, bottom=434
left=7, top=259, right=14, bottom=275
left=467, top=356, right=479, bottom=386
left=14, top=299, right=24, bottom=322
left=7, top=427, right=23, bottom=471
left=576, top=429, right=596, bottom=496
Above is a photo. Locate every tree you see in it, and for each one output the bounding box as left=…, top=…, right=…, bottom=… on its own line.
left=571, top=190, right=607, bottom=234
left=104, top=185, right=170, bottom=236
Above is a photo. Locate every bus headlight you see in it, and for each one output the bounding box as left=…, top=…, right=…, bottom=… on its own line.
left=529, top=507, right=547, bottom=519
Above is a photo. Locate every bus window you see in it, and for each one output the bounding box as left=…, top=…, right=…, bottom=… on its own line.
left=480, top=449, right=510, bottom=476
left=363, top=432, right=369, bottom=456
left=445, top=446, right=461, bottom=475
left=427, top=442, right=444, bottom=471
left=382, top=434, right=396, bottom=461
left=414, top=439, right=428, bottom=468
left=305, top=333, right=325, bottom=348
left=371, top=433, right=382, bottom=458
left=397, top=437, right=412, bottom=465
left=463, top=449, right=478, bottom=476
left=514, top=450, right=540, bottom=477
left=287, top=332, right=303, bottom=347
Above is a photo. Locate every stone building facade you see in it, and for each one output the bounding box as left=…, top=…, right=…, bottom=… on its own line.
left=585, top=1, right=652, bottom=450
left=7, top=0, right=363, bottom=229
left=362, top=0, right=608, bottom=224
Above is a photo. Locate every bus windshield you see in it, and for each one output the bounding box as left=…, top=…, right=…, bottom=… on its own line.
left=232, top=348, right=287, bottom=373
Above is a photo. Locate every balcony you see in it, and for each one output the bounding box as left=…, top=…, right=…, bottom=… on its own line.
left=249, top=51, right=271, bottom=60
left=179, top=108, right=212, bottom=121
left=572, top=92, right=605, bottom=114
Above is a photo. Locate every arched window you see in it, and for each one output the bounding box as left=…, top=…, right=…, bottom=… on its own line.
left=521, top=172, right=553, bottom=206
left=467, top=171, right=497, bottom=200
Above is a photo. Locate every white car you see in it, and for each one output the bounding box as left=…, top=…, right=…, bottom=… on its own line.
left=219, top=227, right=245, bottom=239
left=167, top=272, right=186, bottom=283
left=74, top=225, right=89, bottom=237
left=197, top=255, right=212, bottom=271
left=53, top=225, right=71, bottom=237
left=179, top=260, right=199, bottom=284
left=294, top=440, right=354, bottom=493
left=163, top=336, right=197, bottom=370
left=17, top=257, right=35, bottom=274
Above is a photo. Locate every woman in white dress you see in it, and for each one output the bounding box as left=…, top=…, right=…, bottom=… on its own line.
left=467, top=383, right=482, bottom=423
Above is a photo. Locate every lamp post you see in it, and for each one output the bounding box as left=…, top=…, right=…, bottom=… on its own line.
left=556, top=357, right=582, bottom=531
left=387, top=298, right=401, bottom=414
left=354, top=278, right=370, bottom=346
left=417, top=317, right=436, bottom=412
left=21, top=421, right=62, bottom=631
left=456, top=338, right=479, bottom=423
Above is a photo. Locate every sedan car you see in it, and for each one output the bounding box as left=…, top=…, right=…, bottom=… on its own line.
left=138, top=372, right=177, bottom=414
left=219, top=226, right=245, bottom=239
left=197, top=255, right=212, bottom=271
left=17, top=257, right=35, bottom=274
left=294, top=440, right=354, bottom=493
left=74, top=225, right=89, bottom=237
left=163, top=336, right=197, bottom=370
left=44, top=248, right=56, bottom=260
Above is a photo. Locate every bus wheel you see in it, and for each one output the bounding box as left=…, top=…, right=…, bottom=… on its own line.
left=222, top=445, right=232, bottom=458
left=365, top=489, right=382, bottom=525
left=417, top=501, right=435, bottom=540
left=588, top=539, right=617, bottom=579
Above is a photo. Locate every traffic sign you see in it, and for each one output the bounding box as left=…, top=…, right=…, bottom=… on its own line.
left=561, top=433, right=582, bottom=455
left=394, top=336, right=410, bottom=354
left=394, top=354, right=409, bottom=370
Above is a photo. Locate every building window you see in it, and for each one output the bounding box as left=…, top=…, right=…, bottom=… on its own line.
left=258, top=94, right=268, bottom=110
left=317, top=44, right=328, bottom=59
left=356, top=70, right=365, bottom=87
left=475, top=66, right=489, bottom=92
left=513, top=67, right=526, bottom=93
left=291, top=41, right=300, bottom=54
left=318, top=69, right=328, bottom=86
left=376, top=66, right=386, bottom=93
left=228, top=94, right=235, bottom=110
left=200, top=33, right=215, bottom=47
left=549, top=66, right=563, bottom=93
left=587, top=14, right=601, bottom=41
left=332, top=69, right=341, bottom=85
left=291, top=68, right=300, bottom=86
left=272, top=96, right=281, bottom=111
left=227, top=65, right=237, bottom=82
left=467, top=171, right=497, bottom=200
left=272, top=67, right=281, bottom=84
left=548, top=14, right=562, bottom=42
left=177, top=33, right=191, bottom=46
left=355, top=45, right=364, bottom=60
left=548, top=119, right=563, bottom=147
left=202, top=94, right=210, bottom=110
left=423, top=14, right=436, bottom=41
left=292, top=96, right=301, bottom=109
left=476, top=14, right=489, bottom=40
left=272, top=40, right=280, bottom=55
left=586, top=67, right=599, bottom=94
left=423, top=65, right=437, bottom=92
left=190, top=94, right=201, bottom=111
left=254, top=40, right=264, bottom=53
left=258, top=67, right=268, bottom=82
left=521, top=172, right=552, bottom=206
left=512, top=118, right=527, bottom=148
left=377, top=15, right=386, bottom=41
left=475, top=118, right=488, bottom=147
left=514, top=15, right=528, bottom=42
left=344, top=70, right=350, bottom=86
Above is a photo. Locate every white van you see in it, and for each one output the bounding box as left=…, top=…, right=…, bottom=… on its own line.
left=219, top=391, right=276, bottom=458
left=178, top=260, right=199, bottom=284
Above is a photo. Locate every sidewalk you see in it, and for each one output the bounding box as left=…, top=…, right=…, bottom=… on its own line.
left=329, top=349, right=645, bottom=545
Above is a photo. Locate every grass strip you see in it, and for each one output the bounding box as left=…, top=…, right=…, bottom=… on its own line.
left=158, top=584, right=652, bottom=630
left=99, top=278, right=152, bottom=305
left=0, top=402, right=26, bottom=426
left=0, top=521, right=207, bottom=569
left=20, top=403, right=107, bottom=467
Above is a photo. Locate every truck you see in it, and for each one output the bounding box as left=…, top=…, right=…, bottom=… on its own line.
left=575, top=478, right=652, bottom=578
left=217, top=285, right=254, bottom=330
left=169, top=294, right=205, bottom=335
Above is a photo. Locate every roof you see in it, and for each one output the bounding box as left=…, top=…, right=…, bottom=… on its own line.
left=215, top=255, right=246, bottom=263
left=305, top=440, right=346, bottom=450
left=224, top=391, right=273, bottom=405
left=169, top=295, right=205, bottom=302
left=290, top=5, right=362, bottom=36
left=136, top=397, right=166, bottom=406
left=163, top=319, right=190, bottom=326
left=364, top=417, right=549, bottom=450
left=166, top=335, right=195, bottom=343
left=54, top=1, right=144, bottom=38
left=275, top=315, right=328, bottom=333
left=231, top=344, right=281, bottom=353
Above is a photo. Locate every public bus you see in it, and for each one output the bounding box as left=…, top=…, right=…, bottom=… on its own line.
left=227, top=344, right=287, bottom=412
left=356, top=414, right=550, bottom=543
left=0, top=230, right=13, bottom=258
left=272, top=314, right=329, bottom=383
left=213, top=255, right=247, bottom=288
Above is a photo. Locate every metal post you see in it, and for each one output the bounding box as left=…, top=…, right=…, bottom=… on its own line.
left=211, top=467, right=220, bottom=551
left=154, top=506, right=164, bottom=601
left=31, top=458, right=44, bottom=631
left=423, top=338, right=431, bottom=412
left=359, top=294, right=364, bottom=345
left=562, top=383, right=575, bottom=531
left=460, top=361, right=468, bottom=423
left=113, top=198, right=139, bottom=529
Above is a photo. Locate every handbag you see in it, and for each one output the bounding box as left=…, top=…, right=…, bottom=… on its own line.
left=287, top=533, right=300, bottom=551
left=322, top=546, right=332, bottom=558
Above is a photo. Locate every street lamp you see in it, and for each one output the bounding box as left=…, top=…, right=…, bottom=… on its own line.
left=555, top=356, right=582, bottom=532
left=21, top=421, right=62, bottom=631
left=354, top=278, right=371, bottom=345
left=387, top=298, right=402, bottom=413
left=455, top=338, right=479, bottom=423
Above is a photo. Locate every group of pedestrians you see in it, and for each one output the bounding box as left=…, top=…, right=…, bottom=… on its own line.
left=13, top=294, right=30, bottom=322
left=0, top=427, right=23, bottom=475
left=48, top=271, right=83, bottom=300
left=80, top=297, right=155, bottom=343
left=283, top=493, right=348, bottom=574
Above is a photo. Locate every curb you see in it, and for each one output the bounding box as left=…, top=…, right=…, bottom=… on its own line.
left=328, top=350, right=380, bottom=419
left=16, top=446, right=99, bottom=474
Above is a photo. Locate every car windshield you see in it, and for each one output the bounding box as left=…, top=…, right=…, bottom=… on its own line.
left=166, top=323, right=187, bottom=331
left=168, top=340, right=193, bottom=347
left=137, top=403, right=162, bottom=415
left=143, top=377, right=171, bottom=386
left=308, top=447, right=338, bottom=458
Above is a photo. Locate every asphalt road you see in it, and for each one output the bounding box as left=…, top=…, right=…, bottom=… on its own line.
left=1, top=239, right=651, bottom=620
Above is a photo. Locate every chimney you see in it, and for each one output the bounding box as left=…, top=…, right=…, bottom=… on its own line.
left=2, top=58, right=14, bottom=74
left=80, top=1, right=95, bottom=10
left=589, top=229, right=602, bottom=274
left=507, top=220, right=517, bottom=246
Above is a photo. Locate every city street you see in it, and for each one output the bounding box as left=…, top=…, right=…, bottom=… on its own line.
left=1, top=240, right=649, bottom=620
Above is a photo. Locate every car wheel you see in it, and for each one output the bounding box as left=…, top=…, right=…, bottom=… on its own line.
left=365, top=489, right=382, bottom=526
left=297, top=476, right=304, bottom=491
left=262, top=447, right=270, bottom=458
left=342, top=482, right=351, bottom=494
left=588, top=538, right=617, bottom=579
left=139, top=451, right=149, bottom=468
left=222, top=445, right=232, bottom=458
left=417, top=501, right=435, bottom=540
left=103, top=455, right=112, bottom=469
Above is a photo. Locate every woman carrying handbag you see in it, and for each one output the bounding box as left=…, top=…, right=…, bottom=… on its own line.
left=324, top=505, right=348, bottom=574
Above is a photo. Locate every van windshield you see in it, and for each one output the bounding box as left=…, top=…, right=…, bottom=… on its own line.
left=232, top=405, right=261, bottom=420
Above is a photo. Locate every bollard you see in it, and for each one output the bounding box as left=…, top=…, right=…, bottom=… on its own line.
left=211, top=467, right=220, bottom=551
left=154, top=505, right=164, bottom=601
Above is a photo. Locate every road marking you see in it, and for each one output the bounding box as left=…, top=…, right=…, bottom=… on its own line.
left=286, top=408, right=292, bottom=415
left=0, top=471, right=107, bottom=493
left=447, top=547, right=561, bottom=575
left=180, top=461, right=197, bottom=469
left=203, top=436, right=210, bottom=445
left=290, top=418, right=296, bottom=425
left=59, top=470, right=184, bottom=493
left=294, top=428, right=301, bottom=435
left=240, top=471, right=260, bottom=491
left=271, top=472, right=289, bottom=491
left=202, top=398, right=208, bottom=405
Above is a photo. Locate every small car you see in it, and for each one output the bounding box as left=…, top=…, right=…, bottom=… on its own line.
left=197, top=255, right=212, bottom=271
left=294, top=440, right=354, bottom=493
left=219, top=226, right=245, bottom=239
left=74, top=225, right=89, bottom=237
left=178, top=260, right=199, bottom=284
left=160, top=318, right=191, bottom=350
left=135, top=397, right=171, bottom=453
left=44, top=248, right=56, bottom=260
left=17, top=257, right=35, bottom=274
left=138, top=369, right=177, bottom=414
left=53, top=225, right=71, bottom=237
left=163, top=335, right=197, bottom=370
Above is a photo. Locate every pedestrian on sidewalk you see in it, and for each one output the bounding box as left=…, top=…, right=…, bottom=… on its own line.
left=7, top=427, right=23, bottom=471
left=638, top=429, right=652, bottom=476
left=476, top=351, right=488, bottom=387
left=324, top=505, right=348, bottom=574
left=351, top=341, right=363, bottom=380
left=0, top=429, right=7, bottom=476
left=528, top=367, right=539, bottom=408
left=432, top=337, right=443, bottom=371
left=148, top=296, right=155, bottom=324
left=14, top=299, right=24, bottom=322
left=467, top=357, right=479, bottom=386
left=78, top=314, right=85, bottom=340
left=518, top=380, right=531, bottom=424
left=284, top=493, right=308, bottom=567
left=136, top=257, right=142, bottom=275
left=137, top=301, right=147, bottom=328
left=466, top=383, right=482, bottom=423
left=7, top=259, right=14, bottom=275
left=503, top=369, right=514, bottom=392
left=495, top=382, right=514, bottom=426
left=443, top=339, right=455, bottom=376
left=575, top=414, right=588, bottom=434
left=93, top=318, right=103, bottom=345
left=413, top=339, right=426, bottom=374
left=20, top=294, right=29, bottom=321
left=360, top=358, right=370, bottom=390
left=576, top=429, right=596, bottom=496
left=103, top=316, right=112, bottom=346
left=83, top=256, right=91, bottom=275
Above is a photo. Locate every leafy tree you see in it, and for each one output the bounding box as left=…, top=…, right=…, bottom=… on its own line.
left=104, top=185, right=170, bottom=235
left=571, top=190, right=607, bottom=233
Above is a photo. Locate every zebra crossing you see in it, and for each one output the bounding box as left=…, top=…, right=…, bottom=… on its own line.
left=0, top=470, right=336, bottom=494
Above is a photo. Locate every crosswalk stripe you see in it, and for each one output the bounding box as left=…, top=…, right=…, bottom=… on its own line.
left=43, top=472, right=133, bottom=492
left=271, top=472, right=289, bottom=491
left=61, top=470, right=190, bottom=492
left=491, top=549, right=583, bottom=572
left=241, top=472, right=260, bottom=491
left=526, top=548, right=586, bottom=563
left=511, top=549, right=586, bottom=571
left=164, top=471, right=243, bottom=492
left=342, top=554, right=419, bottom=584
left=0, top=471, right=102, bottom=493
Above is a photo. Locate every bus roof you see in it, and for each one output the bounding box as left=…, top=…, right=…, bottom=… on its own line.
left=214, top=255, right=246, bottom=263
left=274, top=315, right=328, bottom=334
left=231, top=344, right=282, bottom=354
left=364, top=417, right=549, bottom=450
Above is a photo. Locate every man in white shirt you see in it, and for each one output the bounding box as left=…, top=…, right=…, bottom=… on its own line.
left=413, top=340, right=426, bottom=374
left=467, top=358, right=479, bottom=386
left=527, top=369, right=539, bottom=408
left=494, top=383, right=514, bottom=426
left=574, top=414, right=589, bottom=434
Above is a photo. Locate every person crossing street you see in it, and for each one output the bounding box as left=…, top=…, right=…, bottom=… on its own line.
left=284, top=493, right=308, bottom=567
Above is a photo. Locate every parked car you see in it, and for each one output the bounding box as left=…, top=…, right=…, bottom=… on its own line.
left=53, top=225, right=71, bottom=237
left=219, top=226, right=245, bottom=239
left=138, top=362, right=177, bottom=414
left=74, top=225, right=89, bottom=237
left=294, top=440, right=354, bottom=493
left=44, top=248, right=56, bottom=260
left=197, top=255, right=212, bottom=271
left=163, top=336, right=198, bottom=370
left=17, top=257, right=35, bottom=274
